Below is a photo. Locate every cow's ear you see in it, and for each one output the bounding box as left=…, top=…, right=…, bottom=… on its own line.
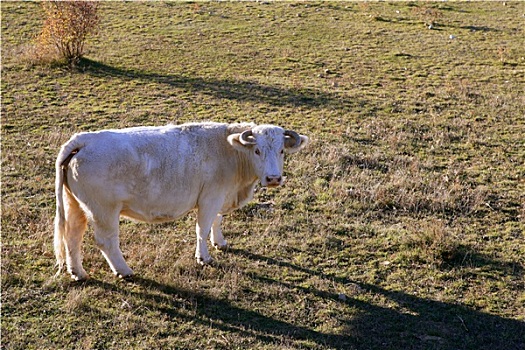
left=227, top=133, right=251, bottom=152
left=285, top=134, right=309, bottom=154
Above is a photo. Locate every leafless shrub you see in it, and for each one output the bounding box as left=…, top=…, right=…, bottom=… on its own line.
left=35, top=1, right=100, bottom=67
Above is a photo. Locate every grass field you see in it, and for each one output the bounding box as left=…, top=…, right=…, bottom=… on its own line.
left=2, top=2, right=524, bottom=349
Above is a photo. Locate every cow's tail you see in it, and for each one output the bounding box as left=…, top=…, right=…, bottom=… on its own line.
left=53, top=135, right=84, bottom=277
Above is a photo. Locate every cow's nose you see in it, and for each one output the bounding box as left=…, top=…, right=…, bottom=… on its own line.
left=266, top=176, right=282, bottom=186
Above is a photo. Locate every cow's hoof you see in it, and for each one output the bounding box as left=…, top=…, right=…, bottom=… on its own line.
left=117, top=272, right=134, bottom=280
left=70, top=268, right=88, bottom=282
left=212, top=241, right=228, bottom=251
left=196, top=256, right=213, bottom=265
left=71, top=273, right=89, bottom=282
left=113, top=265, right=134, bottom=279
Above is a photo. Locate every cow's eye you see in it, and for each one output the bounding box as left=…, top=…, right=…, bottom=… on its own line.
left=255, top=148, right=261, bottom=156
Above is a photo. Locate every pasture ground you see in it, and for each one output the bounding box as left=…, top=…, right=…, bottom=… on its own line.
left=2, top=2, right=524, bottom=349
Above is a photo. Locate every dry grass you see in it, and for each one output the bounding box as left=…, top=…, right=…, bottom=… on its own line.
left=2, top=1, right=525, bottom=349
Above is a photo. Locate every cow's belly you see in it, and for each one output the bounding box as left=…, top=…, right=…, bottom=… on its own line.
left=121, top=206, right=193, bottom=223
left=119, top=188, right=199, bottom=223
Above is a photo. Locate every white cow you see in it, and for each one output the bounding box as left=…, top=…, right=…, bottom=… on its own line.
left=54, top=122, right=308, bottom=280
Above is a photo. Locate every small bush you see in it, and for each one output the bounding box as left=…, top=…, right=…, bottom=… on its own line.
left=37, top=1, right=99, bottom=67
left=412, top=5, right=443, bottom=29
left=401, top=219, right=463, bottom=267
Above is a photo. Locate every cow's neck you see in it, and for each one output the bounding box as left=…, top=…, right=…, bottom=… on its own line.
left=235, top=151, right=258, bottom=186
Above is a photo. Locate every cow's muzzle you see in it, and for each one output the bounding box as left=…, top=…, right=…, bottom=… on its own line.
left=264, top=175, right=282, bottom=188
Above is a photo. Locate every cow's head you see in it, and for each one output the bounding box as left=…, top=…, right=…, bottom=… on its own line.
left=228, top=125, right=309, bottom=187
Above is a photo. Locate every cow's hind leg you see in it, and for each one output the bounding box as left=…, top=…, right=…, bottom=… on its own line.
left=63, top=191, right=89, bottom=281
left=93, top=214, right=133, bottom=278
left=211, top=214, right=228, bottom=250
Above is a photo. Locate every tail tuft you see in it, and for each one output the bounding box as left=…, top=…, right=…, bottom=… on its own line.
left=54, top=212, right=66, bottom=277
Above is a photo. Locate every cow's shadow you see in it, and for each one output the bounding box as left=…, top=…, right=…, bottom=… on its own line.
left=227, top=248, right=525, bottom=349
left=84, top=247, right=524, bottom=350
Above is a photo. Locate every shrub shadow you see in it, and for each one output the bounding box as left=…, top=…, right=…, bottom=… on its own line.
left=78, top=58, right=357, bottom=111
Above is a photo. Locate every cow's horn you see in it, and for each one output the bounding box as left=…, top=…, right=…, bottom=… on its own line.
left=239, top=129, right=257, bottom=145
left=284, top=130, right=301, bottom=148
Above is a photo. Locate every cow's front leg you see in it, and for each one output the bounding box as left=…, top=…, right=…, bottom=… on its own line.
left=195, top=205, right=221, bottom=265
left=211, top=214, right=228, bottom=251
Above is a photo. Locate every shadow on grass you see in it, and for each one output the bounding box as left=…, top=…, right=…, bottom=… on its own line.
left=78, top=58, right=356, bottom=111
left=80, top=275, right=346, bottom=348
left=227, top=248, right=525, bottom=350
left=76, top=246, right=525, bottom=349
left=440, top=244, right=524, bottom=276
left=459, top=25, right=500, bottom=32
left=131, top=277, right=344, bottom=347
